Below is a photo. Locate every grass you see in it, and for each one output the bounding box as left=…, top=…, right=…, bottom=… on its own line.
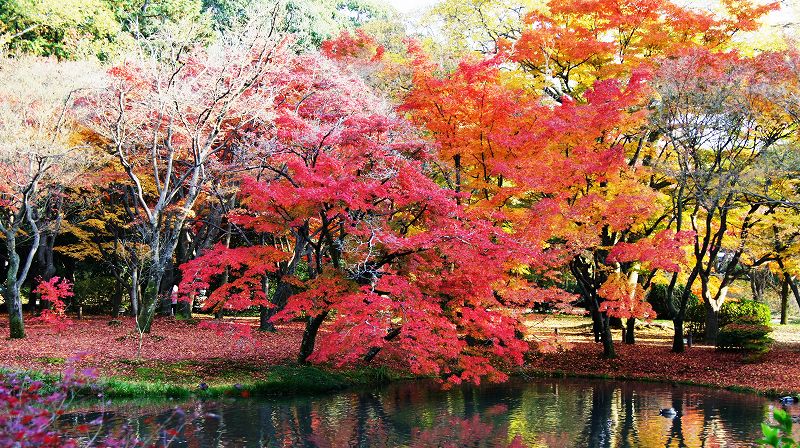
left=1, top=363, right=405, bottom=400
left=35, top=356, right=66, bottom=365
left=103, top=364, right=403, bottom=399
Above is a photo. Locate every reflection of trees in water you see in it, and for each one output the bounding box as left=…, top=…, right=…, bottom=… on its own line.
left=577, top=382, right=615, bottom=447
left=67, top=379, right=768, bottom=447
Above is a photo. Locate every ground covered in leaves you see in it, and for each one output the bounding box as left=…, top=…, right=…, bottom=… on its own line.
left=1, top=315, right=799, bottom=396
left=523, top=343, right=800, bottom=396
left=0, top=316, right=302, bottom=385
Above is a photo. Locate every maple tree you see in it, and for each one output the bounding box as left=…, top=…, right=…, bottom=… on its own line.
left=405, top=0, right=784, bottom=356
left=400, top=41, right=690, bottom=358
left=179, top=47, right=538, bottom=384
left=31, top=276, right=74, bottom=330
left=510, top=0, right=778, bottom=101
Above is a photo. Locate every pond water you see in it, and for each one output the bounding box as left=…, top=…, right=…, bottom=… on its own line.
left=65, top=377, right=776, bottom=447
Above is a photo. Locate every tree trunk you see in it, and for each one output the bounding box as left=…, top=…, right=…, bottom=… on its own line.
left=750, top=267, right=770, bottom=303
left=624, top=318, right=635, bottom=344
left=672, top=318, right=684, bottom=352
left=259, top=305, right=273, bottom=331
left=179, top=294, right=193, bottom=318
left=159, top=261, right=175, bottom=316
left=129, top=268, right=140, bottom=318
left=298, top=311, right=328, bottom=364
left=137, top=275, right=162, bottom=333
left=35, top=234, right=57, bottom=311
left=600, top=314, right=616, bottom=359
left=363, top=327, right=402, bottom=362
left=704, top=303, right=719, bottom=346
left=781, top=277, right=789, bottom=325
left=7, top=286, right=25, bottom=339
left=591, top=309, right=602, bottom=343
left=4, top=232, right=27, bottom=339
left=258, top=276, right=274, bottom=331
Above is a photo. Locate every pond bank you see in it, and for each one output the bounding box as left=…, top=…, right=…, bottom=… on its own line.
left=0, top=364, right=404, bottom=399
left=2, top=317, right=798, bottom=400
left=521, top=342, right=800, bottom=398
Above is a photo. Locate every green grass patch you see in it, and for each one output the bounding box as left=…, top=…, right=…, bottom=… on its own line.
left=35, top=356, right=66, bottom=365
left=100, top=364, right=404, bottom=399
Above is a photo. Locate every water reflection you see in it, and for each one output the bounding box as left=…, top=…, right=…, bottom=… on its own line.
left=64, top=378, right=770, bottom=447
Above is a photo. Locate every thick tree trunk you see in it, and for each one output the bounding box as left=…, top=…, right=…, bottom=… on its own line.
left=7, top=286, right=25, bottom=339
left=179, top=294, right=193, bottom=318
left=4, top=232, right=30, bottom=339
left=600, top=314, right=616, bottom=358
left=298, top=311, right=328, bottom=364
left=624, top=318, right=635, bottom=344
left=137, top=275, right=162, bottom=333
left=672, top=318, right=685, bottom=352
left=259, top=305, right=272, bottom=331
left=704, top=304, right=719, bottom=346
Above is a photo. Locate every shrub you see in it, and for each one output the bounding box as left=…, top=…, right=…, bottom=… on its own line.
left=716, top=315, right=773, bottom=358
left=687, top=299, right=771, bottom=338
left=722, top=300, right=771, bottom=326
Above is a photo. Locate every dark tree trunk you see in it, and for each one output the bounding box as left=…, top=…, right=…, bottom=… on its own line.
left=298, top=311, right=328, bottom=364
left=591, top=309, right=602, bottom=343
left=259, top=305, right=272, bottom=331
left=600, top=314, right=616, bottom=358
left=781, top=277, right=789, bottom=325
left=35, top=235, right=57, bottom=310
left=672, top=318, right=684, bottom=352
left=363, top=327, right=402, bottom=362
left=624, top=317, right=635, bottom=344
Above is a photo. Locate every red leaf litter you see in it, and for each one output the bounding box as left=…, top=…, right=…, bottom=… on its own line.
left=524, top=342, right=800, bottom=395
left=1, top=316, right=799, bottom=396
left=0, top=317, right=303, bottom=380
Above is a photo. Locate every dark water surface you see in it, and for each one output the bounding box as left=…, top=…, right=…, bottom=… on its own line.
left=65, top=378, right=776, bottom=447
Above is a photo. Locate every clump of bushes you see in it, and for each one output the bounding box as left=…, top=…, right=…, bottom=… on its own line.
left=687, top=299, right=771, bottom=337
left=716, top=314, right=773, bottom=359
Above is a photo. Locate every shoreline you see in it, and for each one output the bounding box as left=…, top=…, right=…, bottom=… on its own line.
left=3, top=317, right=798, bottom=402
left=2, top=361, right=795, bottom=403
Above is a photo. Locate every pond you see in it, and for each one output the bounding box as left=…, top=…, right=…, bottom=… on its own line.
left=64, top=377, right=776, bottom=447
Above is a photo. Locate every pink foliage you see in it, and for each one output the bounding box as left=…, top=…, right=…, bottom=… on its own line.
left=31, top=277, right=74, bottom=332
